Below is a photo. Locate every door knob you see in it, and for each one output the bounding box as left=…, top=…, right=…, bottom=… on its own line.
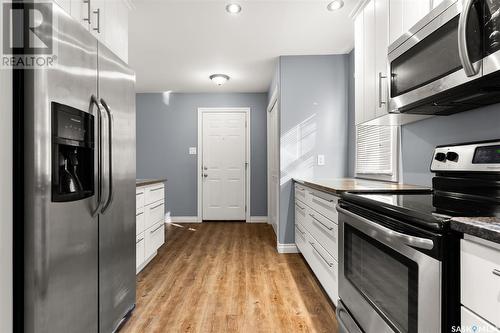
left=203, top=174, right=208, bottom=178
left=203, top=166, right=208, bottom=170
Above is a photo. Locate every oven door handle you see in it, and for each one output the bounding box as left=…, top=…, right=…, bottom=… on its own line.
left=337, top=206, right=434, bottom=250
left=458, top=0, right=479, bottom=77
left=336, top=302, right=363, bottom=333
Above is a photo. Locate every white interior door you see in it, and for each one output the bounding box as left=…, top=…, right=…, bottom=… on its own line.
left=202, top=112, right=247, bottom=220
left=267, top=102, right=279, bottom=234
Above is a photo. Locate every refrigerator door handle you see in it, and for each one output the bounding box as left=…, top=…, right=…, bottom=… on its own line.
left=89, top=95, right=104, bottom=216
left=100, top=98, right=114, bottom=214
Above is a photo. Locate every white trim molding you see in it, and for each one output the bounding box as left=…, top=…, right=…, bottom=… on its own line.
left=277, top=243, right=299, bottom=254
left=248, top=216, right=268, bottom=223
left=170, top=216, right=201, bottom=223
left=197, top=107, right=251, bottom=223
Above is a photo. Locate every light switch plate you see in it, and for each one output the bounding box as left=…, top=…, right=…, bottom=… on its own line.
left=189, top=147, right=197, bottom=155
left=317, top=154, right=325, bottom=166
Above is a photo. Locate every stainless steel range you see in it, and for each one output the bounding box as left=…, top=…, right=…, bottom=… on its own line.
left=336, top=140, right=500, bottom=333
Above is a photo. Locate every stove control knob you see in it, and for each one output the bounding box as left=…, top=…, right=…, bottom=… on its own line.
left=446, top=151, right=459, bottom=162
left=435, top=152, right=447, bottom=162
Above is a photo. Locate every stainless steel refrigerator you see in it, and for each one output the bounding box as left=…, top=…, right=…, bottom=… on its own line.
left=13, top=5, right=136, bottom=333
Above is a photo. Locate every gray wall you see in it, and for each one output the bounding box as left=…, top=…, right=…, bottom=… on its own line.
left=401, top=105, right=500, bottom=186
left=277, top=55, right=350, bottom=244
left=136, top=93, right=268, bottom=217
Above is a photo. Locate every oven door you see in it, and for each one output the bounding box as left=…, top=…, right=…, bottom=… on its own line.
left=388, top=0, right=483, bottom=113
left=337, top=206, right=441, bottom=333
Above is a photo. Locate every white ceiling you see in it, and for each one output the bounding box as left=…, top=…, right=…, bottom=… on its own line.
left=129, top=0, right=359, bottom=93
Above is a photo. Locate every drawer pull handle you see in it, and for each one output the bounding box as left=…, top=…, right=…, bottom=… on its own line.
left=136, top=238, right=144, bottom=244
left=150, top=202, right=164, bottom=210
left=309, top=241, right=334, bottom=267
left=493, top=269, right=500, bottom=277
left=295, top=225, right=306, bottom=235
left=309, top=213, right=334, bottom=231
left=136, top=192, right=144, bottom=196
left=150, top=224, right=164, bottom=233
left=296, top=203, right=306, bottom=210
left=311, top=193, right=334, bottom=203
left=150, top=187, right=164, bottom=192
left=136, top=212, right=144, bottom=217
left=297, top=187, right=305, bottom=192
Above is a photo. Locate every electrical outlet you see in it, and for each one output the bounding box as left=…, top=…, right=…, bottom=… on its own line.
left=189, top=147, right=197, bottom=155
left=317, top=154, right=325, bottom=166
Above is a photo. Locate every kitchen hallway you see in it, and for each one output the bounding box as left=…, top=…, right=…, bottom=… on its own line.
left=121, top=222, right=338, bottom=333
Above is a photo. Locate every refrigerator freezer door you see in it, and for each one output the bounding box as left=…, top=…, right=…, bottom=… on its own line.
left=97, top=42, right=137, bottom=333
left=21, top=6, right=99, bottom=333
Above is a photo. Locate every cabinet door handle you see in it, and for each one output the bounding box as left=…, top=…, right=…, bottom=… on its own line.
left=136, top=211, right=144, bottom=217
left=493, top=269, right=500, bottom=277
left=150, top=224, right=164, bottom=233
left=150, top=202, right=164, bottom=210
left=378, top=72, right=387, bottom=108
left=93, top=8, right=101, bottom=33
left=295, top=224, right=306, bottom=235
left=136, top=238, right=144, bottom=244
left=311, top=193, right=334, bottom=203
left=309, top=242, right=334, bottom=267
left=83, top=0, right=91, bottom=24
left=295, top=203, right=306, bottom=210
left=309, top=213, right=334, bottom=231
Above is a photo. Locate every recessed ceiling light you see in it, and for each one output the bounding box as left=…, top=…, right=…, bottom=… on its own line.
left=209, top=74, right=230, bottom=86
left=226, top=3, right=242, bottom=14
left=327, top=0, right=344, bottom=11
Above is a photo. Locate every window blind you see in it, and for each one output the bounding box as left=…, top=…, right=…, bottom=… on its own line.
left=355, top=125, right=398, bottom=181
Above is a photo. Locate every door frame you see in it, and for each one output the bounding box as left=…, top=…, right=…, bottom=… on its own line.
left=266, top=92, right=280, bottom=242
left=197, top=107, right=251, bottom=222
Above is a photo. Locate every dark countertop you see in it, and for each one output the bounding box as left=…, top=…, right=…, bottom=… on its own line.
left=136, top=179, right=167, bottom=187
left=294, top=178, right=430, bottom=195
left=451, top=217, right=500, bottom=244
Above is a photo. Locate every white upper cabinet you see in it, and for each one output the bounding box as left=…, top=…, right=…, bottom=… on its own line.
left=54, top=0, right=130, bottom=63
left=388, top=0, right=432, bottom=45
left=354, top=0, right=431, bottom=125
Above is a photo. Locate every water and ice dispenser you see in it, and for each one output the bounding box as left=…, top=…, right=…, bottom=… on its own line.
left=51, top=102, right=95, bottom=202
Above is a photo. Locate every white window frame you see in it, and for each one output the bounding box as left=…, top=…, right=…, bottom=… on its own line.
left=355, top=125, right=400, bottom=182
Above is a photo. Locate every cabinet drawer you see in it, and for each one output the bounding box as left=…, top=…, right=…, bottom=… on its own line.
left=302, top=232, right=338, bottom=306
left=307, top=210, right=338, bottom=260
left=136, top=210, right=145, bottom=235
left=145, top=184, right=164, bottom=206
left=145, top=222, right=164, bottom=259
left=306, top=189, right=339, bottom=223
left=295, top=184, right=307, bottom=203
left=136, top=187, right=145, bottom=212
left=461, top=306, right=500, bottom=333
left=461, top=239, right=500, bottom=327
left=136, top=233, right=145, bottom=272
left=145, top=200, right=164, bottom=230
left=295, top=200, right=307, bottom=227
left=295, top=223, right=307, bottom=254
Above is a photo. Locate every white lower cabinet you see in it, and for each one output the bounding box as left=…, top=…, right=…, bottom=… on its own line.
left=136, top=182, right=166, bottom=273
left=461, top=236, right=500, bottom=330
left=295, top=183, right=339, bottom=306
left=461, top=307, right=500, bottom=333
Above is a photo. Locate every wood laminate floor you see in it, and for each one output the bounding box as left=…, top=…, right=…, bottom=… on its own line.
left=120, top=222, right=338, bottom=333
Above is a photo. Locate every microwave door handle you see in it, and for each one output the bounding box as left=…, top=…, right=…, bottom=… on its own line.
left=89, top=95, right=103, bottom=217
left=337, top=206, right=434, bottom=250
left=458, top=0, right=479, bottom=77
left=100, top=98, right=114, bottom=214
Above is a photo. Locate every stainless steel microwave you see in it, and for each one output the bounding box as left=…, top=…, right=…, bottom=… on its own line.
left=388, top=0, right=500, bottom=115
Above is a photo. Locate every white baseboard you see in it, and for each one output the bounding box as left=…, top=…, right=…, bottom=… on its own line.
left=277, top=243, right=299, bottom=254
left=170, top=216, right=201, bottom=223
left=248, top=216, right=268, bottom=223
left=271, top=222, right=277, bottom=235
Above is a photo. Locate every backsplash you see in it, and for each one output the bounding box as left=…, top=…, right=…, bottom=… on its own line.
left=401, top=104, right=500, bottom=186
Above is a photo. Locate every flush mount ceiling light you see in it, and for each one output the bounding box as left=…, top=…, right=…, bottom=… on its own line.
left=225, top=3, right=242, bottom=14
left=327, top=0, right=344, bottom=11
left=209, top=74, right=230, bottom=86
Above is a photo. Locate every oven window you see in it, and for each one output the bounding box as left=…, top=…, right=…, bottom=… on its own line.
left=345, top=225, right=418, bottom=333
left=391, top=6, right=481, bottom=98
